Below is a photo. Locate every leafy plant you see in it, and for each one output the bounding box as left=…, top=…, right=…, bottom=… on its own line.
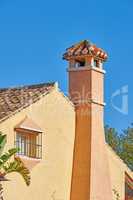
left=0, top=132, right=30, bottom=199
left=105, top=125, right=133, bottom=171
left=113, top=189, right=120, bottom=200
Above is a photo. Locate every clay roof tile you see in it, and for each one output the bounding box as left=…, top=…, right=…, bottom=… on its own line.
left=0, top=82, right=55, bottom=123
left=63, top=40, right=108, bottom=61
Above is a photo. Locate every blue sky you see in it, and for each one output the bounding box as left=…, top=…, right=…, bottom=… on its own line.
left=0, top=0, right=133, bottom=132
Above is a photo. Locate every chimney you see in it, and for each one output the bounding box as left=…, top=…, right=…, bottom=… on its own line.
left=63, top=40, right=113, bottom=200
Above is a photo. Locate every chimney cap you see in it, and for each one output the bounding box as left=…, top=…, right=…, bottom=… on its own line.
left=63, top=40, right=108, bottom=61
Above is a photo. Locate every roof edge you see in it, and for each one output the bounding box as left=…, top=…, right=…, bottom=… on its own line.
left=106, top=143, right=133, bottom=175
left=0, top=82, right=56, bottom=91
left=0, top=82, right=57, bottom=124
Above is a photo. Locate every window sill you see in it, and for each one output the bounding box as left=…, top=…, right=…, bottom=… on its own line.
left=16, top=154, right=42, bottom=161
left=15, top=155, right=41, bottom=169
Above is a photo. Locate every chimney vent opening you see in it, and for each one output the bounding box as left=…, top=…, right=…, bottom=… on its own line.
left=75, top=59, right=85, bottom=68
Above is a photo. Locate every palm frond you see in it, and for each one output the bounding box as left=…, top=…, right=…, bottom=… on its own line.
left=0, top=148, right=18, bottom=169
left=3, top=157, right=30, bottom=186
left=0, top=133, right=7, bottom=156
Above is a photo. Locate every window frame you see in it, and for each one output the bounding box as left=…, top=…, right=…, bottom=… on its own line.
left=125, top=172, right=133, bottom=200
left=15, top=128, right=42, bottom=159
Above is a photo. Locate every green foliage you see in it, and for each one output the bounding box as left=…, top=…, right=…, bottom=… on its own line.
left=0, top=148, right=18, bottom=169
left=113, top=189, right=120, bottom=200
left=105, top=124, right=133, bottom=171
left=0, top=132, right=31, bottom=185
left=119, top=125, right=133, bottom=171
left=105, top=125, right=120, bottom=153
left=0, top=133, right=6, bottom=156
left=3, top=157, right=30, bottom=186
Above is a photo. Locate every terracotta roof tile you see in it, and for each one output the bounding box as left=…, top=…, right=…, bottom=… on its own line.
left=0, top=82, right=55, bottom=122
left=63, top=40, right=108, bottom=61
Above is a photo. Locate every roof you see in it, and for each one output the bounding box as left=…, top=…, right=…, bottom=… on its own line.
left=63, top=40, right=108, bottom=61
left=0, top=82, right=55, bottom=123
left=106, top=144, right=133, bottom=176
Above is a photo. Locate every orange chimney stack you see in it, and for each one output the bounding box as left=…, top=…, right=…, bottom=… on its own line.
left=63, top=40, right=112, bottom=200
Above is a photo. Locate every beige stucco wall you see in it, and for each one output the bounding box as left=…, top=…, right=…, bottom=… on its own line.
left=106, top=144, right=133, bottom=200
left=0, top=88, right=75, bottom=200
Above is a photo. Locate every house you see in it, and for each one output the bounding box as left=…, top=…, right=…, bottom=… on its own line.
left=0, top=83, right=75, bottom=200
left=0, top=40, right=132, bottom=200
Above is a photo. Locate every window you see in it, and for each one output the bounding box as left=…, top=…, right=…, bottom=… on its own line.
left=75, top=60, right=86, bottom=68
left=15, top=129, right=42, bottom=159
left=93, top=60, right=103, bottom=69
left=125, top=183, right=133, bottom=200
left=125, top=172, right=133, bottom=200
left=94, top=60, right=98, bottom=67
